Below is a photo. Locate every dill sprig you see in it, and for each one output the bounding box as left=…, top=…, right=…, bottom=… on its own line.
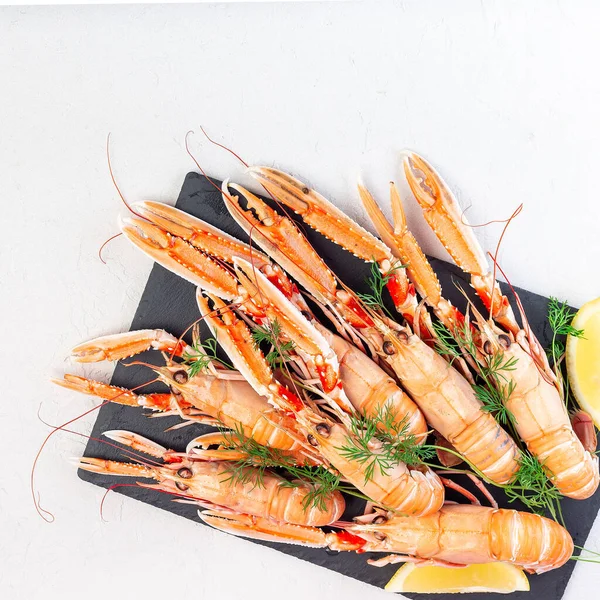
left=433, top=322, right=518, bottom=427
left=480, top=353, right=519, bottom=381
left=504, top=452, right=564, bottom=523
left=475, top=381, right=516, bottom=425
left=280, top=465, right=342, bottom=512
left=432, top=323, right=567, bottom=522
left=251, top=319, right=283, bottom=345
left=547, top=297, right=585, bottom=404
left=476, top=353, right=518, bottom=425
left=182, top=335, right=232, bottom=377
left=357, top=260, right=406, bottom=317
left=432, top=321, right=519, bottom=428
left=220, top=424, right=291, bottom=489
left=339, top=403, right=436, bottom=484
left=251, top=319, right=295, bottom=367
left=219, top=424, right=345, bottom=512
left=548, top=297, right=585, bottom=339
left=432, top=319, right=462, bottom=362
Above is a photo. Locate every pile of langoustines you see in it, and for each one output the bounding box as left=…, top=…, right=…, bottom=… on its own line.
left=54, top=152, right=599, bottom=588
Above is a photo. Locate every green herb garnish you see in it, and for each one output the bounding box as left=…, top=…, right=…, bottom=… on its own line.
left=251, top=319, right=295, bottom=367
left=182, top=335, right=232, bottom=377
left=547, top=297, right=585, bottom=404
left=339, top=403, right=436, bottom=484
left=432, top=321, right=519, bottom=429
left=504, top=452, right=564, bottom=523
left=219, top=424, right=355, bottom=512
left=357, top=260, right=406, bottom=317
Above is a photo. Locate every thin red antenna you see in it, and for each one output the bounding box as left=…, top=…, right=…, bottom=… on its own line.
left=185, top=131, right=213, bottom=183
left=99, top=133, right=149, bottom=263
left=185, top=131, right=320, bottom=313
left=461, top=212, right=521, bottom=228
left=32, top=377, right=160, bottom=522
left=35, top=413, right=210, bottom=522
left=200, top=126, right=249, bottom=168
left=190, top=129, right=304, bottom=228
left=488, top=253, right=555, bottom=386
left=487, top=254, right=528, bottom=336
left=100, top=483, right=143, bottom=521
left=98, top=232, right=123, bottom=264
left=122, top=360, right=161, bottom=369
left=184, top=131, right=268, bottom=308
left=32, top=399, right=109, bottom=522
left=168, top=315, right=210, bottom=363
left=106, top=133, right=146, bottom=219
left=489, top=204, right=523, bottom=319
left=99, top=483, right=215, bottom=522
left=36, top=414, right=165, bottom=469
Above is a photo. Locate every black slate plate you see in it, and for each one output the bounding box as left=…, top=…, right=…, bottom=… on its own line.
left=80, top=173, right=599, bottom=599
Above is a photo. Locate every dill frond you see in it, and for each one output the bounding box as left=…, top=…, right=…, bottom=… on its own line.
left=357, top=260, right=406, bottom=317
left=219, top=424, right=292, bottom=490
left=475, top=381, right=517, bottom=426
left=547, top=297, right=585, bottom=405
left=431, top=320, right=462, bottom=361
left=432, top=321, right=518, bottom=427
left=480, top=354, right=518, bottom=382
left=251, top=319, right=295, bottom=367
left=280, top=466, right=342, bottom=512
left=504, top=452, right=563, bottom=521
left=548, top=297, right=585, bottom=339
left=252, top=319, right=282, bottom=345
left=219, top=423, right=343, bottom=511
left=339, top=403, right=436, bottom=484
left=182, top=335, right=232, bottom=376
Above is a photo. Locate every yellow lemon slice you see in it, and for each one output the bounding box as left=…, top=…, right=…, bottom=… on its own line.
left=385, top=562, right=530, bottom=594
left=566, top=296, right=600, bottom=428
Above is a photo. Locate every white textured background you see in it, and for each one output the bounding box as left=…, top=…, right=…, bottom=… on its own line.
left=2, top=1, right=600, bottom=599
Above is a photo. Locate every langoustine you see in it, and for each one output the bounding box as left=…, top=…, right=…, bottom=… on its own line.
left=368, top=152, right=599, bottom=499
left=67, top=201, right=446, bottom=515
left=201, top=503, right=573, bottom=574
left=230, top=169, right=520, bottom=484
left=120, top=200, right=428, bottom=442
left=54, top=329, right=319, bottom=464
left=79, top=430, right=345, bottom=527
left=195, top=272, right=445, bottom=516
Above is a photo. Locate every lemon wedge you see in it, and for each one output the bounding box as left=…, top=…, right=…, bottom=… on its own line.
left=566, top=296, right=600, bottom=428
left=384, top=562, right=530, bottom=594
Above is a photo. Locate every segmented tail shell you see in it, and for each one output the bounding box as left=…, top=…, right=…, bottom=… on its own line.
left=490, top=508, right=573, bottom=573
left=352, top=505, right=573, bottom=573
left=385, top=332, right=520, bottom=485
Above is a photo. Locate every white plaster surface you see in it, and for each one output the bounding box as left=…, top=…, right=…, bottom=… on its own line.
left=2, top=1, right=600, bottom=599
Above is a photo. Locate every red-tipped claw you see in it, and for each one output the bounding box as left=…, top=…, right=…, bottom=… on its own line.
left=248, top=166, right=390, bottom=263
left=402, top=152, right=519, bottom=334
left=233, top=257, right=353, bottom=412
left=120, top=215, right=239, bottom=299
left=103, top=430, right=170, bottom=458
left=133, top=200, right=271, bottom=268
left=223, top=181, right=339, bottom=304
left=70, top=329, right=191, bottom=363
left=198, top=510, right=330, bottom=547
left=247, top=166, right=417, bottom=321
left=78, top=456, right=157, bottom=479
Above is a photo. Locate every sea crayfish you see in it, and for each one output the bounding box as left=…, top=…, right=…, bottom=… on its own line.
left=53, top=147, right=600, bottom=577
